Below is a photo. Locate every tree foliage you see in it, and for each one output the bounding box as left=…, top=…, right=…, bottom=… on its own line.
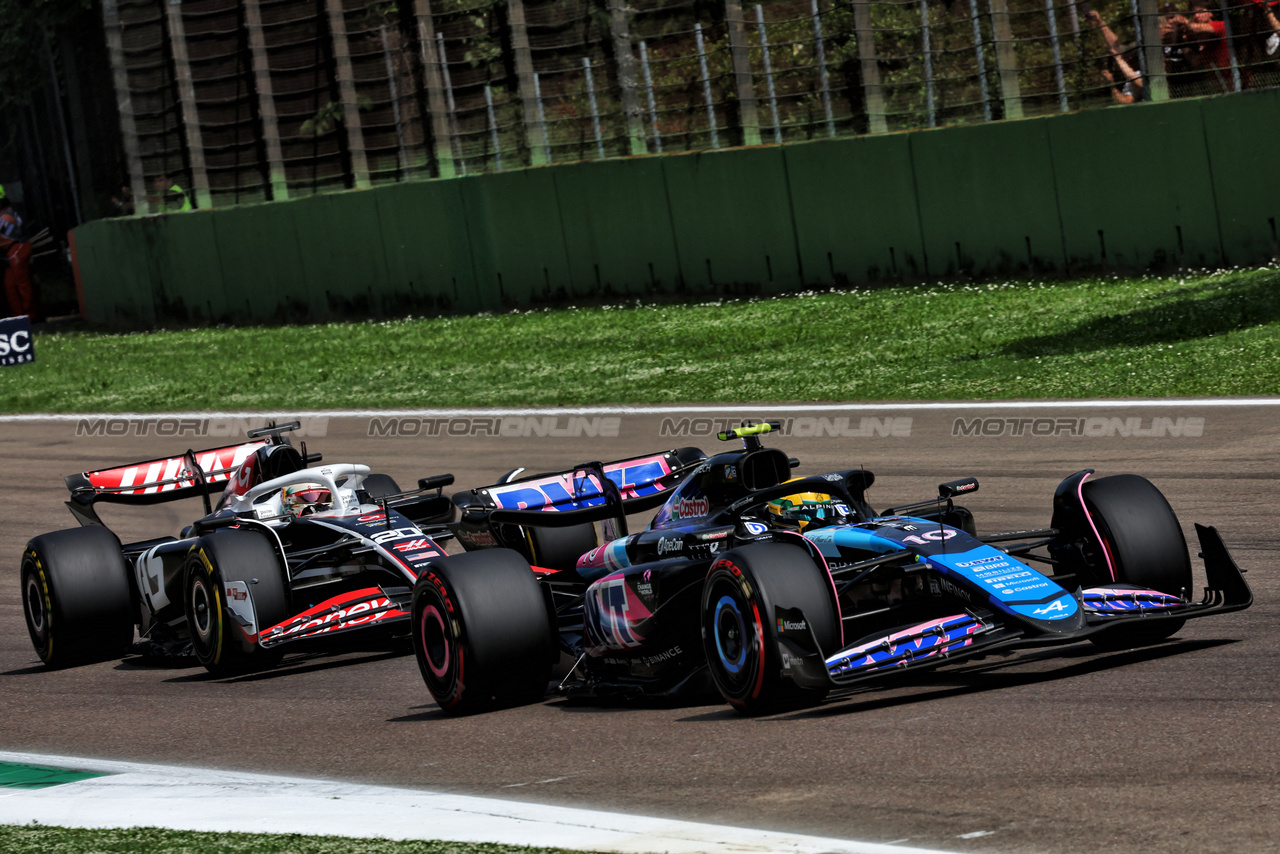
left=0, top=0, right=92, bottom=116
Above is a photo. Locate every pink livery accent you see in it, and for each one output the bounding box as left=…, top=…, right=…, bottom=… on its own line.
left=1076, top=472, right=1117, bottom=583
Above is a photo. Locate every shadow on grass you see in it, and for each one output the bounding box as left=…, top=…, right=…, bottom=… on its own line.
left=1000, top=272, right=1280, bottom=358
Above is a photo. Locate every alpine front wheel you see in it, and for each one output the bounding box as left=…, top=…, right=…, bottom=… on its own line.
left=701, top=542, right=840, bottom=715
left=1082, top=474, right=1192, bottom=647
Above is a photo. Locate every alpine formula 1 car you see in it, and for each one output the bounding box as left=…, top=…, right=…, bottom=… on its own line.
left=21, top=422, right=466, bottom=677
left=413, top=421, right=1252, bottom=715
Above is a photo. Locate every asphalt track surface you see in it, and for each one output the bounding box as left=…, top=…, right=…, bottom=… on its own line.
left=2, top=402, right=1277, bottom=854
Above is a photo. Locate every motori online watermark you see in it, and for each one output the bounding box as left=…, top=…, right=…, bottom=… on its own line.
left=75, top=417, right=330, bottom=439
left=367, top=416, right=621, bottom=438
left=659, top=416, right=913, bottom=438
left=952, top=415, right=1205, bottom=438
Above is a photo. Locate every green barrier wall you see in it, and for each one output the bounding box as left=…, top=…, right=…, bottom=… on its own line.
left=71, top=89, right=1280, bottom=327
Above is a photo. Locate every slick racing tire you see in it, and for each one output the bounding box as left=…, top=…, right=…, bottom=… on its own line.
left=1082, top=474, right=1192, bottom=648
left=184, top=530, right=289, bottom=676
left=412, top=550, right=553, bottom=715
left=21, top=527, right=135, bottom=668
left=527, top=523, right=599, bottom=571
left=701, top=542, right=840, bottom=715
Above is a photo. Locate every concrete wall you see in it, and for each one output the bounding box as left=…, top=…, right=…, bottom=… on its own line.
left=71, top=88, right=1280, bottom=327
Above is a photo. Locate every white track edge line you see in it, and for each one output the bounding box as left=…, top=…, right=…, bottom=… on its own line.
left=0, top=751, right=959, bottom=854
left=1, top=397, right=1278, bottom=422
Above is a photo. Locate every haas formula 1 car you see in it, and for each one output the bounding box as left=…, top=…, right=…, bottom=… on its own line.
left=21, top=422, right=464, bottom=677
left=413, top=422, right=1252, bottom=714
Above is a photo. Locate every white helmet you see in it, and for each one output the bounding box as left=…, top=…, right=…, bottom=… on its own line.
left=281, top=482, right=332, bottom=517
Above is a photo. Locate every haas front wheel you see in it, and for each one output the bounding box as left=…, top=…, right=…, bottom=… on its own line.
left=184, top=530, right=289, bottom=676
left=1082, top=474, right=1193, bottom=648
left=412, top=550, right=553, bottom=715
left=21, top=527, right=135, bottom=668
left=701, top=542, right=840, bottom=715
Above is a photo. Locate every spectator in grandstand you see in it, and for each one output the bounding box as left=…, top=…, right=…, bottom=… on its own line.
left=1158, top=4, right=1198, bottom=96
left=1180, top=0, right=1234, bottom=91
left=1254, top=0, right=1280, bottom=57
left=0, top=185, right=38, bottom=322
left=1084, top=9, right=1148, bottom=103
left=110, top=185, right=135, bottom=217
left=149, top=176, right=192, bottom=213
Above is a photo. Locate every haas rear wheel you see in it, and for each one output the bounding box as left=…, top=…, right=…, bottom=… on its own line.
left=412, top=550, right=553, bottom=715
left=21, top=527, right=135, bottom=668
left=1082, top=474, right=1193, bottom=648
left=184, top=530, right=289, bottom=676
left=701, top=542, right=840, bottom=715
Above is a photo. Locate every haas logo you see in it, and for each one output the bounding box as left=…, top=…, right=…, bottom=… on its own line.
left=227, top=453, right=258, bottom=497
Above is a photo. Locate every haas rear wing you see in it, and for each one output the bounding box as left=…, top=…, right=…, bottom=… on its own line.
left=460, top=447, right=707, bottom=525
left=64, top=440, right=270, bottom=526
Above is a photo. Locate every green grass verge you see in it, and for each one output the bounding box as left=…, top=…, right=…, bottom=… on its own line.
left=0, top=826, right=607, bottom=854
left=3, top=266, right=1278, bottom=414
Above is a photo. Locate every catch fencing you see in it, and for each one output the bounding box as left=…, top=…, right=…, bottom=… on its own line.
left=105, top=0, right=1280, bottom=214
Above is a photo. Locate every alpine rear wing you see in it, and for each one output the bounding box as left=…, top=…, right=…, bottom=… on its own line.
left=463, top=447, right=706, bottom=526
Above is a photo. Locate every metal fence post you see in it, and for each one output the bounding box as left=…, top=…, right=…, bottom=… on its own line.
left=1136, top=0, right=1170, bottom=100
left=812, top=0, right=836, bottom=137
left=695, top=24, right=720, bottom=148
left=438, top=33, right=465, bottom=175
left=756, top=5, right=783, bottom=143
left=851, top=0, right=887, bottom=134
left=324, top=0, right=371, bottom=189
left=919, top=0, right=936, bottom=127
left=412, top=0, right=456, bottom=178
left=1218, top=0, right=1243, bottom=92
left=725, top=0, right=763, bottom=146
left=968, top=0, right=992, bottom=121
left=584, top=58, right=606, bottom=158
left=1045, top=0, right=1068, bottom=112
left=507, top=0, right=548, bottom=166
left=485, top=85, right=503, bottom=169
left=102, top=0, right=149, bottom=215
left=534, top=73, right=552, bottom=162
left=607, top=0, right=648, bottom=155
left=639, top=41, right=662, bottom=152
left=380, top=25, right=410, bottom=177
left=989, top=0, right=1024, bottom=119
left=244, top=0, right=290, bottom=199
left=165, top=0, right=213, bottom=208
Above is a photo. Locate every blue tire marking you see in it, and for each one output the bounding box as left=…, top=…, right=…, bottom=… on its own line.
left=714, top=594, right=747, bottom=673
